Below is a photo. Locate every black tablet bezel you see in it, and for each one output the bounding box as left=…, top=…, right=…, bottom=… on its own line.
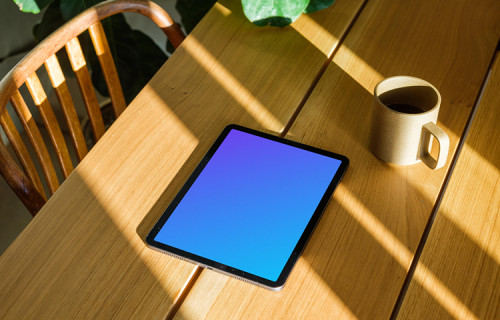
left=146, top=124, right=349, bottom=291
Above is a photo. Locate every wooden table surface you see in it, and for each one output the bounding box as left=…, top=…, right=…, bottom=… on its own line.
left=0, top=0, right=499, bottom=319
left=398, top=54, right=500, bottom=320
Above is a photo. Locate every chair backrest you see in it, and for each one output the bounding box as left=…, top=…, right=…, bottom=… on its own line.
left=0, top=0, right=185, bottom=216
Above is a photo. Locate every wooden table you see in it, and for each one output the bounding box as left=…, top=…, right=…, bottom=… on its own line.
left=397, top=54, right=500, bottom=320
left=0, top=0, right=498, bottom=319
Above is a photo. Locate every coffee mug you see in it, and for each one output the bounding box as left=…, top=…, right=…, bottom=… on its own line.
left=369, top=76, right=449, bottom=169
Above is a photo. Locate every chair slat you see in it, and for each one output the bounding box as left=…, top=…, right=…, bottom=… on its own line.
left=45, top=54, right=88, bottom=162
left=65, top=37, right=106, bottom=142
left=88, top=21, right=126, bottom=117
left=26, top=72, right=74, bottom=179
left=10, top=90, right=60, bottom=194
left=0, top=109, right=46, bottom=199
left=0, top=0, right=186, bottom=216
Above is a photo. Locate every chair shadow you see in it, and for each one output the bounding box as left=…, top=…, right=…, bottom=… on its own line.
left=131, top=0, right=498, bottom=319
left=0, top=170, right=189, bottom=319
left=135, top=0, right=345, bottom=240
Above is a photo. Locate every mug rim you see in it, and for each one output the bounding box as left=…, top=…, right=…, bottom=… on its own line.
left=374, top=76, right=441, bottom=116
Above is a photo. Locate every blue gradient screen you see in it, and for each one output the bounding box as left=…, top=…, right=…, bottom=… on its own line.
left=154, top=129, right=342, bottom=281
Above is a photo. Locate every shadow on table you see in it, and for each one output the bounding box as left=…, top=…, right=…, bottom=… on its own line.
left=6, top=0, right=497, bottom=318
left=0, top=170, right=189, bottom=319
left=311, top=0, right=500, bottom=172
left=133, top=0, right=498, bottom=319
left=135, top=0, right=347, bottom=247
left=397, top=211, right=499, bottom=319
left=294, top=40, right=497, bottom=320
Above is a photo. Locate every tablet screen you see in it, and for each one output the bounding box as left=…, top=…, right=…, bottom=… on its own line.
left=147, top=125, right=348, bottom=290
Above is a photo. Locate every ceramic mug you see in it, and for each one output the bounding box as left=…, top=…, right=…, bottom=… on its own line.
left=369, top=76, right=449, bottom=169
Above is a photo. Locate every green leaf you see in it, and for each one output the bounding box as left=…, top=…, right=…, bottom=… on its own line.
left=241, top=0, right=310, bottom=27
left=251, top=16, right=293, bottom=27
left=171, top=0, right=216, bottom=53
left=13, top=0, right=52, bottom=14
left=33, top=0, right=64, bottom=42
left=33, top=0, right=101, bottom=42
left=59, top=0, right=100, bottom=20
left=304, top=0, right=335, bottom=13
left=32, top=1, right=167, bottom=103
left=33, top=0, right=83, bottom=77
left=176, top=0, right=217, bottom=34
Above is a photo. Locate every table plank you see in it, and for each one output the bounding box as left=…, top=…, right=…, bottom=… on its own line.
left=0, top=0, right=364, bottom=318
left=175, top=0, right=500, bottom=319
left=397, top=54, right=500, bottom=320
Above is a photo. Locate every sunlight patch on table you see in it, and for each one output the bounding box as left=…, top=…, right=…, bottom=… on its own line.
left=440, top=142, right=500, bottom=265
left=182, top=36, right=283, bottom=132
left=174, top=271, right=228, bottom=320
left=296, top=258, right=358, bottom=319
left=399, top=122, right=458, bottom=203
left=402, top=119, right=498, bottom=265
left=214, top=2, right=231, bottom=17
left=75, top=90, right=199, bottom=293
left=332, top=46, right=384, bottom=93
left=335, top=185, right=479, bottom=320
left=291, top=14, right=339, bottom=57
left=412, top=262, right=479, bottom=320
left=335, top=185, right=413, bottom=267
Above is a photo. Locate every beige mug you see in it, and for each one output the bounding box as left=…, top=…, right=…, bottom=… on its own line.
left=369, top=76, right=449, bottom=169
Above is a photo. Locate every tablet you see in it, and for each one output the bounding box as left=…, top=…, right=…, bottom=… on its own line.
left=146, top=124, right=348, bottom=291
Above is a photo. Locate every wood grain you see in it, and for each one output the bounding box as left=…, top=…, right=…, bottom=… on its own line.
left=88, top=21, right=126, bottom=117
left=397, top=55, right=500, bottom=320
left=0, top=0, right=184, bottom=113
left=175, top=0, right=500, bottom=319
left=26, top=72, right=75, bottom=179
left=45, top=54, right=89, bottom=162
left=0, top=0, right=186, bottom=215
left=0, top=0, right=359, bottom=318
left=9, top=90, right=60, bottom=194
left=66, top=37, right=106, bottom=142
left=0, top=109, right=45, bottom=198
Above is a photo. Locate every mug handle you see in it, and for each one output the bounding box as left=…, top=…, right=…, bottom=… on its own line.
left=418, top=122, right=449, bottom=170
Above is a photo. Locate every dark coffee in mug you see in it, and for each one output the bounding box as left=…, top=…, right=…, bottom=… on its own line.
left=386, top=103, right=424, bottom=114
left=370, top=76, right=449, bottom=169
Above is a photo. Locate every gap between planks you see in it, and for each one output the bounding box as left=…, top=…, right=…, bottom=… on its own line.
left=389, top=45, right=500, bottom=320
left=281, top=0, right=371, bottom=137
left=165, top=1, right=372, bottom=318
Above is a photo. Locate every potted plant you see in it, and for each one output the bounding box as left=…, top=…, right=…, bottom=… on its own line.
left=176, top=0, right=336, bottom=32
left=13, top=0, right=337, bottom=99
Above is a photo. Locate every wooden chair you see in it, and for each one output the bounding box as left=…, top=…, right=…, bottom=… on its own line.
left=0, top=0, right=185, bottom=216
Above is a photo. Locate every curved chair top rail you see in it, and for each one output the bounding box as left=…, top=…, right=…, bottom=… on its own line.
left=0, top=0, right=185, bottom=215
left=0, top=0, right=184, bottom=111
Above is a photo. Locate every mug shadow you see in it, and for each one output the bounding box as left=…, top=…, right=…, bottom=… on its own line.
left=129, top=0, right=498, bottom=319
left=291, top=51, right=499, bottom=320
